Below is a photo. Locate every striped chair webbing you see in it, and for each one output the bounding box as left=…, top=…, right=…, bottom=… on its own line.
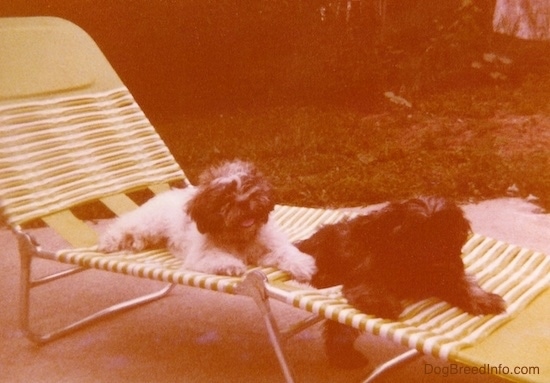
left=267, top=233, right=550, bottom=361
left=0, top=87, right=186, bottom=227
left=54, top=245, right=289, bottom=295
left=272, top=204, right=359, bottom=242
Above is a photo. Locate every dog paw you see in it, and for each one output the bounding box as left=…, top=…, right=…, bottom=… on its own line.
left=284, top=252, right=318, bottom=283
left=344, top=284, right=403, bottom=319
left=98, top=232, right=145, bottom=253
left=212, top=260, right=248, bottom=277
left=97, top=233, right=122, bottom=252
left=464, top=291, right=507, bottom=315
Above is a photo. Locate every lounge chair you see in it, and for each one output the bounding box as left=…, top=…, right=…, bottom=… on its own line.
left=1, top=16, right=548, bottom=383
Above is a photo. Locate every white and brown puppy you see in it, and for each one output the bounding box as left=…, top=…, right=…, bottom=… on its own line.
left=99, top=160, right=316, bottom=281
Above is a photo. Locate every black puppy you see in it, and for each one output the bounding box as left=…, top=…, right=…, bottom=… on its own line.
left=296, top=196, right=506, bottom=368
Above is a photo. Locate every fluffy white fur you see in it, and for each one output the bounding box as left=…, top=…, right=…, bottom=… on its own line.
left=98, top=161, right=316, bottom=282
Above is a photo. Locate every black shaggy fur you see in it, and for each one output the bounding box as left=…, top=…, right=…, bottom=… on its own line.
left=296, top=196, right=506, bottom=368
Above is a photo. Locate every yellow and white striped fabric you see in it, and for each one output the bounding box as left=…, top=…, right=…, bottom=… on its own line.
left=54, top=246, right=288, bottom=295
left=267, top=230, right=550, bottom=363
left=0, top=87, right=186, bottom=227
left=272, top=204, right=360, bottom=243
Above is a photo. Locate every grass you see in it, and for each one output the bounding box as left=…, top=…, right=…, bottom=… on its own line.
left=157, top=74, right=550, bottom=210
left=145, top=6, right=550, bottom=211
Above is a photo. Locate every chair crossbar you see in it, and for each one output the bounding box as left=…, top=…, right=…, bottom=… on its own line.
left=40, top=209, right=99, bottom=247
left=99, top=193, right=140, bottom=217
left=148, top=183, right=172, bottom=195
left=99, top=184, right=175, bottom=218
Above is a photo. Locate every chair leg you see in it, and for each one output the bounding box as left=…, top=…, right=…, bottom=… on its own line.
left=361, top=349, right=421, bottom=383
left=238, top=271, right=424, bottom=383
left=17, top=231, right=175, bottom=344
left=237, top=271, right=296, bottom=383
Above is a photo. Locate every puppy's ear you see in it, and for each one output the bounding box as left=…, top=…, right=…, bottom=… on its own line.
left=186, top=186, right=225, bottom=234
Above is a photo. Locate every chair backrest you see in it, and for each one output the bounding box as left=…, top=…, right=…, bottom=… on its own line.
left=0, top=17, right=187, bottom=228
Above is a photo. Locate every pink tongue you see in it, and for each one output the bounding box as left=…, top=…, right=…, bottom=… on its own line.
left=241, top=218, right=255, bottom=228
